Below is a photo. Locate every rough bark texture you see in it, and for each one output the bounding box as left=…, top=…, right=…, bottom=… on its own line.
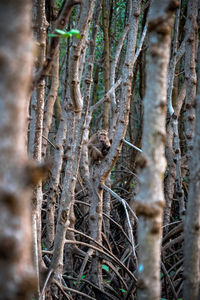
left=183, top=1, right=200, bottom=297
left=48, top=0, right=95, bottom=284
left=31, top=1, right=48, bottom=296
left=184, top=0, right=198, bottom=160
left=0, top=1, right=36, bottom=299
left=135, top=1, right=177, bottom=299
left=102, top=0, right=111, bottom=131
left=87, top=0, right=141, bottom=289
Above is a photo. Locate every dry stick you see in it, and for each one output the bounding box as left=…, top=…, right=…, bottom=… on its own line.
left=162, top=222, right=183, bottom=244
left=90, top=78, right=122, bottom=113
left=122, top=138, right=143, bottom=153
left=101, top=184, right=138, bottom=265
left=72, top=227, right=128, bottom=290
left=103, top=212, right=131, bottom=244
left=110, top=24, right=129, bottom=108
left=77, top=248, right=93, bottom=287
left=167, top=6, right=185, bottom=218
left=54, top=279, right=94, bottom=300
left=40, top=268, right=54, bottom=300
left=74, top=200, right=132, bottom=244
left=161, top=262, right=178, bottom=299
left=168, top=257, right=183, bottom=274
left=53, top=280, right=72, bottom=300
left=134, top=21, right=147, bottom=64
left=167, top=7, right=180, bottom=116
left=162, top=234, right=183, bottom=252
left=101, top=184, right=138, bottom=222
left=42, top=135, right=56, bottom=149
left=64, top=239, right=137, bottom=282
left=104, top=260, right=128, bottom=290
left=68, top=226, right=130, bottom=261
left=64, top=276, right=122, bottom=300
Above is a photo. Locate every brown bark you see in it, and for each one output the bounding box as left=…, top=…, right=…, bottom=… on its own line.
left=135, top=1, right=178, bottom=299
left=88, top=0, right=141, bottom=289
left=102, top=0, right=111, bottom=131
left=48, top=0, right=95, bottom=288
left=184, top=0, right=198, bottom=161
left=31, top=1, right=48, bottom=297
left=0, top=1, right=36, bottom=299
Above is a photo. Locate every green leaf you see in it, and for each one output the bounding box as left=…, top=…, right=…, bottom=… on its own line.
left=120, top=289, right=127, bottom=293
left=69, top=29, right=80, bottom=34
left=73, top=281, right=77, bottom=285
left=102, top=264, right=109, bottom=272
left=54, top=28, right=81, bottom=39
left=69, top=29, right=81, bottom=39
left=81, top=275, right=86, bottom=279
left=55, top=29, right=67, bottom=35
left=41, top=243, right=47, bottom=250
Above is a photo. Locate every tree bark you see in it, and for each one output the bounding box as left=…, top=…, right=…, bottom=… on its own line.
left=184, top=1, right=200, bottom=298
left=135, top=1, right=178, bottom=299
left=0, top=1, right=36, bottom=299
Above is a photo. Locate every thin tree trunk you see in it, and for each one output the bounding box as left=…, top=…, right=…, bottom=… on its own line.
left=135, top=1, right=177, bottom=299
left=102, top=0, right=111, bottom=131
left=30, top=0, right=47, bottom=297
left=183, top=1, right=199, bottom=298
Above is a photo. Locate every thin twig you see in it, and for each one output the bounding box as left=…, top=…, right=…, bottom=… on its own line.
left=161, top=262, right=178, bottom=299
left=40, top=268, right=53, bottom=299
left=64, top=238, right=137, bottom=282
left=101, top=184, right=138, bottom=265
left=122, top=139, right=143, bottom=153
left=42, top=135, right=56, bottom=149
left=90, top=78, right=122, bottom=113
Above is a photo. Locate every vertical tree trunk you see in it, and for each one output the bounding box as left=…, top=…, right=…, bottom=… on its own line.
left=102, top=0, right=111, bottom=131
left=184, top=0, right=197, bottom=160
left=184, top=2, right=200, bottom=298
left=0, top=1, right=36, bottom=299
left=136, top=1, right=177, bottom=299
left=30, top=0, right=47, bottom=296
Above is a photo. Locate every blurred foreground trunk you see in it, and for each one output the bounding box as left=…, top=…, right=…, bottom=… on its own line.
left=0, top=1, right=36, bottom=299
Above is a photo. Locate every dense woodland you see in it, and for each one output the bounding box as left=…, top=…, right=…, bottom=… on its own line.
left=0, top=0, right=200, bottom=299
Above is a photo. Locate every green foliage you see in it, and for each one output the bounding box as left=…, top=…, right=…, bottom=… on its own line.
left=120, top=288, right=127, bottom=293
left=56, top=0, right=63, bottom=10
left=48, top=29, right=81, bottom=39
left=102, top=264, right=109, bottom=272
left=130, top=180, right=135, bottom=188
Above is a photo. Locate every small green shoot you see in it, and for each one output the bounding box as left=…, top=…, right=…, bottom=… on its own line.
left=102, top=264, right=109, bottom=272
left=120, top=289, right=127, bottom=293
left=48, top=29, right=81, bottom=39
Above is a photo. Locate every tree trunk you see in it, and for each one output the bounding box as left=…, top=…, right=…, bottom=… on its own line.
left=183, top=1, right=200, bottom=298
left=135, top=1, right=178, bottom=299
left=0, top=1, right=36, bottom=299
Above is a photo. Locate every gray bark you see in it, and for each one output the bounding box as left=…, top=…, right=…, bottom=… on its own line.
left=0, top=1, right=36, bottom=299
left=183, top=1, right=200, bottom=298
left=135, top=1, right=177, bottom=299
